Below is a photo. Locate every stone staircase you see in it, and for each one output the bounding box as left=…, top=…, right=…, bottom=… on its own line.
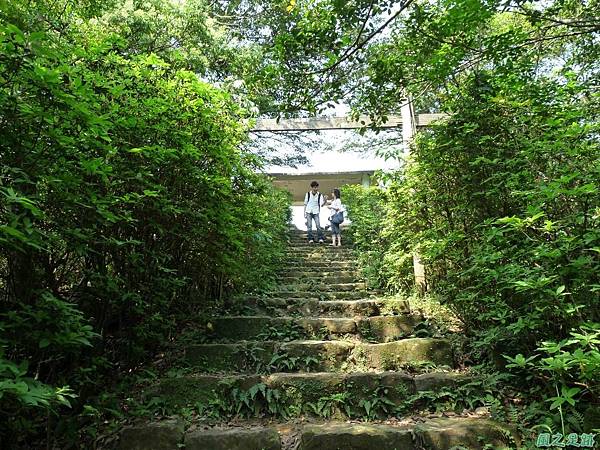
left=119, top=228, right=518, bottom=449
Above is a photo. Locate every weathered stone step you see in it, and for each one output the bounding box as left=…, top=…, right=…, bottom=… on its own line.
left=297, top=419, right=518, bottom=450
left=279, top=275, right=359, bottom=284
left=242, top=298, right=410, bottom=318
left=288, top=234, right=352, bottom=241
left=274, top=282, right=367, bottom=292
left=289, top=244, right=353, bottom=248
left=284, top=261, right=357, bottom=267
left=287, top=248, right=355, bottom=254
left=285, top=250, right=355, bottom=256
left=283, top=260, right=357, bottom=267
left=148, top=371, right=469, bottom=413
left=285, top=251, right=355, bottom=258
left=211, top=315, right=420, bottom=341
left=282, top=255, right=357, bottom=267
left=279, top=269, right=359, bottom=278
left=185, top=338, right=453, bottom=373
left=119, top=417, right=517, bottom=450
left=263, top=291, right=379, bottom=300
left=120, top=420, right=282, bottom=450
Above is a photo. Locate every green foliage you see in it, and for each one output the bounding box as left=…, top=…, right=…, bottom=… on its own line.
left=504, top=324, right=600, bottom=433
left=257, top=322, right=305, bottom=342
left=265, top=352, right=319, bottom=373
left=215, top=383, right=290, bottom=419
left=345, top=71, right=599, bottom=431
left=0, top=3, right=290, bottom=446
left=306, top=391, right=353, bottom=418
left=0, top=357, right=75, bottom=410
left=338, top=8, right=599, bottom=432
left=342, top=185, right=395, bottom=289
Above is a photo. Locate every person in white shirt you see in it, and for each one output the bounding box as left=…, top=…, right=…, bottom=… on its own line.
left=327, top=188, right=344, bottom=246
left=303, top=181, right=326, bottom=243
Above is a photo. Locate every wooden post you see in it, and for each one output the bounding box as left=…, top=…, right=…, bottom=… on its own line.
left=401, top=96, right=427, bottom=292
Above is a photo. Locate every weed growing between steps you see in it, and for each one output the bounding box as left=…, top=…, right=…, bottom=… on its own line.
left=266, top=353, right=320, bottom=373
left=117, top=368, right=528, bottom=424
left=122, top=368, right=587, bottom=448
left=257, top=323, right=308, bottom=342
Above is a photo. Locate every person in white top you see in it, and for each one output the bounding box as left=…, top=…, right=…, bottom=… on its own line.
left=327, top=188, right=344, bottom=246
left=303, top=181, right=326, bottom=243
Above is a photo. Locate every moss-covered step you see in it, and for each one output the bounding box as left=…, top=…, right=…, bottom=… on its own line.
left=119, top=417, right=517, bottom=450
left=279, top=275, right=359, bottom=284
left=119, top=423, right=281, bottom=450
left=263, top=291, right=378, bottom=300
left=355, top=338, right=454, bottom=370
left=279, top=269, right=359, bottom=279
left=287, top=243, right=354, bottom=249
left=282, top=265, right=358, bottom=273
left=298, top=418, right=519, bottom=450
left=185, top=338, right=453, bottom=373
left=119, top=419, right=185, bottom=450
left=287, top=237, right=351, bottom=243
left=286, top=250, right=355, bottom=258
left=185, top=427, right=281, bottom=450
left=284, top=260, right=357, bottom=267
left=146, top=371, right=469, bottom=412
left=211, top=315, right=420, bottom=341
left=283, top=262, right=358, bottom=270
left=239, top=298, right=410, bottom=318
left=284, top=255, right=355, bottom=262
left=274, top=282, right=368, bottom=293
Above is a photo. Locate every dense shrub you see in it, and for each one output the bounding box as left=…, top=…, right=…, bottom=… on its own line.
left=393, top=73, right=599, bottom=355
left=345, top=72, right=599, bottom=424
left=342, top=185, right=390, bottom=288
left=0, top=14, right=289, bottom=445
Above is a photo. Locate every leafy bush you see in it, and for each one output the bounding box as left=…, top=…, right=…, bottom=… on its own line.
left=346, top=71, right=599, bottom=426
left=342, top=184, right=393, bottom=289
left=0, top=9, right=289, bottom=446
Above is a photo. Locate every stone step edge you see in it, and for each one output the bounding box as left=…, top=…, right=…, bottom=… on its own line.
left=246, top=292, right=382, bottom=300
left=226, top=298, right=411, bottom=319
left=185, top=338, right=454, bottom=372
left=119, top=417, right=519, bottom=450
left=272, top=284, right=369, bottom=292
left=239, top=296, right=386, bottom=302
left=210, top=315, right=422, bottom=341
left=151, top=370, right=469, bottom=398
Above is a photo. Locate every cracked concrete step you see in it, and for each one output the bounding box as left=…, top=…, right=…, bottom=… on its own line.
left=184, top=338, right=454, bottom=373
left=147, top=371, right=469, bottom=412
left=119, top=418, right=518, bottom=450
left=274, top=282, right=368, bottom=292
left=241, top=298, right=410, bottom=318
left=211, top=315, right=421, bottom=342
